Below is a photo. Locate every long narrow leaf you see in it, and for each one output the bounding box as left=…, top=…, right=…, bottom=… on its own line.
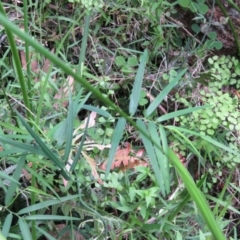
left=5, top=155, right=26, bottom=205
left=166, top=126, right=240, bottom=156
left=168, top=149, right=225, bottom=240
left=148, top=122, right=168, bottom=196
left=156, top=105, right=212, bottom=122
left=106, top=118, right=126, bottom=176
left=16, top=112, right=70, bottom=180
left=0, top=5, right=31, bottom=117
left=63, top=93, right=73, bottom=162
left=145, top=68, right=187, bottom=117
left=25, top=215, right=80, bottom=221
left=19, top=219, right=32, bottom=240
left=0, top=171, right=20, bottom=185
left=158, top=125, right=170, bottom=193
left=0, top=137, right=45, bottom=156
left=25, top=166, right=59, bottom=198
left=129, top=49, right=148, bottom=116
left=82, top=105, right=111, bottom=118
left=18, top=195, right=78, bottom=214
left=70, top=114, right=90, bottom=172
left=1, top=213, right=13, bottom=237
left=35, top=226, right=56, bottom=240
left=137, top=120, right=165, bottom=195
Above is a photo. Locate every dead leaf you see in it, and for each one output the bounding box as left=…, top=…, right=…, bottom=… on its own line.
left=82, top=151, right=103, bottom=184
left=100, top=143, right=148, bottom=171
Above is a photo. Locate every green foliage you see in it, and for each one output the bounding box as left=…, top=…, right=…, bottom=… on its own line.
left=208, top=55, right=240, bottom=90
left=178, top=0, right=209, bottom=14
left=1, top=0, right=239, bottom=239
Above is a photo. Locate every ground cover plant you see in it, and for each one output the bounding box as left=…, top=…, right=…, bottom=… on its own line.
left=0, top=0, right=240, bottom=239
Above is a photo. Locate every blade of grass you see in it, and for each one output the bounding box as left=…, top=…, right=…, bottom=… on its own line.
left=70, top=113, right=90, bottom=172
left=0, top=137, right=45, bottom=156
left=19, top=219, right=32, bottom=240
left=106, top=117, right=126, bottom=176
left=5, top=155, right=26, bottom=205
left=148, top=121, right=169, bottom=195
left=16, top=112, right=70, bottom=180
left=158, top=125, right=170, bottom=193
left=25, top=215, right=80, bottom=221
left=166, top=126, right=240, bottom=156
left=82, top=105, right=111, bottom=118
left=63, top=93, right=73, bottom=162
left=35, top=226, right=56, bottom=240
left=137, top=119, right=166, bottom=196
left=0, top=171, right=21, bottom=185
left=129, top=49, right=148, bottom=116
left=18, top=195, right=78, bottom=215
left=156, top=105, right=212, bottom=122
left=168, top=149, right=225, bottom=240
left=168, top=174, right=207, bottom=222
left=2, top=213, right=13, bottom=238
left=0, top=4, right=31, bottom=118
left=77, top=11, right=92, bottom=76
left=145, top=68, right=187, bottom=117
left=25, top=166, right=59, bottom=199
left=23, top=0, right=31, bottom=91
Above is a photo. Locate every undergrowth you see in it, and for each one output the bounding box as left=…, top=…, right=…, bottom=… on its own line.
left=0, top=0, right=240, bottom=239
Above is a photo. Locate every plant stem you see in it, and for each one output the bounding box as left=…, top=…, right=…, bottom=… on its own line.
left=216, top=0, right=240, bottom=56
left=0, top=2, right=32, bottom=119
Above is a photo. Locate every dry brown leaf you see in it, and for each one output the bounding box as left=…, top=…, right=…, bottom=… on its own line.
left=100, top=143, right=148, bottom=171
left=82, top=151, right=103, bottom=184
left=22, top=162, right=33, bottom=181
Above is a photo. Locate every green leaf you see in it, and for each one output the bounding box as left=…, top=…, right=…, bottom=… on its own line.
left=137, top=120, right=166, bottom=196
left=168, top=150, right=225, bottom=240
left=167, top=126, right=240, bottom=156
left=19, top=219, right=32, bottom=240
left=198, top=3, right=208, bottom=14
left=105, top=118, right=126, bottom=176
left=18, top=195, right=78, bottom=214
left=0, top=233, right=7, bottom=240
left=35, top=226, right=56, bottom=240
left=25, top=215, right=80, bottom=221
left=159, top=125, right=170, bottom=192
left=214, top=41, right=223, bottom=50
left=1, top=213, right=12, bottom=238
left=145, top=68, right=187, bottom=117
left=148, top=122, right=169, bottom=196
left=178, top=0, right=190, bottom=8
left=191, top=23, right=200, bottom=33
left=127, top=56, right=138, bottom=67
left=25, top=166, right=59, bottom=198
left=156, top=105, right=212, bottom=122
left=5, top=155, right=26, bottom=205
left=0, top=171, right=20, bottom=185
left=63, top=93, right=73, bottom=162
left=82, top=105, right=111, bottom=118
left=0, top=137, right=45, bottom=156
left=16, top=112, right=70, bottom=180
left=115, top=56, right=126, bottom=67
left=129, top=49, right=148, bottom=116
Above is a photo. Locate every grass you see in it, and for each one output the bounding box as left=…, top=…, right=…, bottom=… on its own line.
left=0, top=0, right=240, bottom=239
